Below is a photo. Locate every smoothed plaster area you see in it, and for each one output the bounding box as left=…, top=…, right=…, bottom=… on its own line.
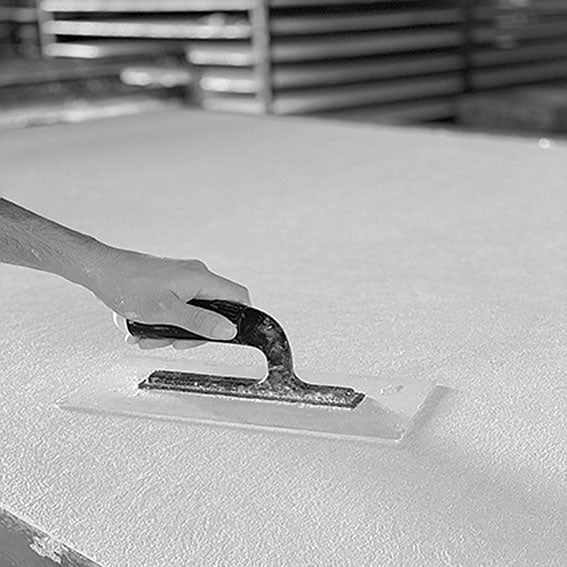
left=1, top=112, right=566, bottom=566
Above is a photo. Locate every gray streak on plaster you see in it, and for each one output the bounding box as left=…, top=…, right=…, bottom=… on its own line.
left=0, top=112, right=566, bottom=566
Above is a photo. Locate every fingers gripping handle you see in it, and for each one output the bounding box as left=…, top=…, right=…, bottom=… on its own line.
left=126, top=299, right=244, bottom=343
left=125, top=300, right=294, bottom=370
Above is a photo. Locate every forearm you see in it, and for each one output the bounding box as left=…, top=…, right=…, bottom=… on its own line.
left=0, top=199, right=249, bottom=342
left=0, top=198, right=106, bottom=288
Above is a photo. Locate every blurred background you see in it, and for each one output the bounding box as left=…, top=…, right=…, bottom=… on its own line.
left=1, top=0, right=566, bottom=137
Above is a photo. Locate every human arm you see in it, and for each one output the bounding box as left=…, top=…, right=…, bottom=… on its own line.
left=0, top=198, right=250, bottom=348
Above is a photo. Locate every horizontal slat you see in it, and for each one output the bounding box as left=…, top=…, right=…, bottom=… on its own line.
left=44, top=40, right=179, bottom=58
left=473, top=19, right=567, bottom=44
left=271, top=9, right=462, bottom=35
left=197, top=54, right=464, bottom=93
left=272, top=54, right=462, bottom=88
left=40, top=0, right=253, bottom=12
left=0, top=62, right=128, bottom=87
left=313, top=99, right=456, bottom=124
left=472, top=59, right=567, bottom=89
left=473, top=0, right=567, bottom=19
left=120, top=65, right=192, bottom=87
left=473, top=40, right=567, bottom=67
left=199, top=68, right=258, bottom=93
left=270, top=0, right=423, bottom=6
left=186, top=42, right=254, bottom=66
left=201, top=95, right=265, bottom=114
left=187, top=30, right=463, bottom=67
left=44, top=18, right=252, bottom=39
left=272, top=76, right=463, bottom=114
left=0, top=7, right=38, bottom=23
left=271, top=30, right=463, bottom=61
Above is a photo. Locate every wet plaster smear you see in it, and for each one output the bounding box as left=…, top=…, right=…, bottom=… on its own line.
left=1, top=111, right=566, bottom=566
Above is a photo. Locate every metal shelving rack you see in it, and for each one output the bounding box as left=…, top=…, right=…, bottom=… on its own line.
left=36, top=0, right=466, bottom=120
left=36, top=0, right=567, bottom=121
left=37, top=0, right=252, bottom=60
left=200, top=0, right=465, bottom=119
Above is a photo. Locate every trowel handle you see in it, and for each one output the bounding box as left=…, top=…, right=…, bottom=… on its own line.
left=125, top=299, right=247, bottom=343
left=132, top=302, right=364, bottom=408
left=125, top=300, right=293, bottom=369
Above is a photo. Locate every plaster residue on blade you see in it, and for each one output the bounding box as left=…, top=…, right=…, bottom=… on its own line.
left=138, top=367, right=365, bottom=408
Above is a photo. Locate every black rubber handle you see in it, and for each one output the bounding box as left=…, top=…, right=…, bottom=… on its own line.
left=126, top=299, right=246, bottom=343
left=126, top=299, right=294, bottom=369
left=128, top=299, right=366, bottom=408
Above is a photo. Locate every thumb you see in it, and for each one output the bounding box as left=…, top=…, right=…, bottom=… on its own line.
left=168, top=303, right=236, bottom=341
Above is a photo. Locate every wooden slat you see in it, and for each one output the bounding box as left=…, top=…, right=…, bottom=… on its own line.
left=473, top=19, right=567, bottom=44
left=0, top=7, right=38, bottom=23
left=44, top=18, right=252, bottom=39
left=199, top=67, right=258, bottom=93
left=271, top=9, right=462, bottom=35
left=272, top=54, right=462, bottom=89
left=201, top=95, right=265, bottom=114
left=473, top=0, right=567, bottom=19
left=41, top=0, right=253, bottom=12
left=270, top=0, right=421, bottom=6
left=271, top=30, right=463, bottom=61
left=313, top=99, right=457, bottom=124
left=473, top=40, right=567, bottom=67
left=187, top=31, right=463, bottom=68
left=120, top=65, right=192, bottom=87
left=272, top=75, right=463, bottom=114
left=186, top=42, right=255, bottom=66
left=0, top=61, right=128, bottom=87
left=472, top=59, right=567, bottom=89
left=44, top=40, right=179, bottom=58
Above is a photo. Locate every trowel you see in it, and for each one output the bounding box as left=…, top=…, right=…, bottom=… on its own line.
left=58, top=300, right=437, bottom=444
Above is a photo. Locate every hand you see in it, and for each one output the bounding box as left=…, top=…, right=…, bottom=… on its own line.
left=87, top=246, right=251, bottom=350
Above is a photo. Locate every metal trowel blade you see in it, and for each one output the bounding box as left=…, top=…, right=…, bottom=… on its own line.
left=56, top=356, right=437, bottom=445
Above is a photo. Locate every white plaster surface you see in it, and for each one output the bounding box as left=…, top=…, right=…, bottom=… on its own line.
left=1, top=111, right=566, bottom=566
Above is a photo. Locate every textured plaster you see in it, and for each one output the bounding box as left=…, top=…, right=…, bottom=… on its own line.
left=1, top=111, right=566, bottom=566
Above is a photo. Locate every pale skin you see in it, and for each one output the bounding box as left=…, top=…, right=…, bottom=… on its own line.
left=0, top=198, right=250, bottom=349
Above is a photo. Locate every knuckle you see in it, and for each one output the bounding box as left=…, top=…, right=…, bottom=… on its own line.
left=229, top=283, right=251, bottom=305
left=238, top=285, right=251, bottom=303
left=189, top=259, right=208, bottom=272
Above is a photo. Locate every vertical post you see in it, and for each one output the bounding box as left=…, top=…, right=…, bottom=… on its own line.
left=461, top=0, right=474, bottom=94
left=35, top=0, right=55, bottom=58
left=250, top=0, right=272, bottom=114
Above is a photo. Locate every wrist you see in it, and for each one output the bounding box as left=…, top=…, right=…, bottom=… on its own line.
left=79, top=243, right=148, bottom=299
left=65, top=236, right=114, bottom=290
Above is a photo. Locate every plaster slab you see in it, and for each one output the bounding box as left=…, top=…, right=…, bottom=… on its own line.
left=1, top=111, right=566, bottom=566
